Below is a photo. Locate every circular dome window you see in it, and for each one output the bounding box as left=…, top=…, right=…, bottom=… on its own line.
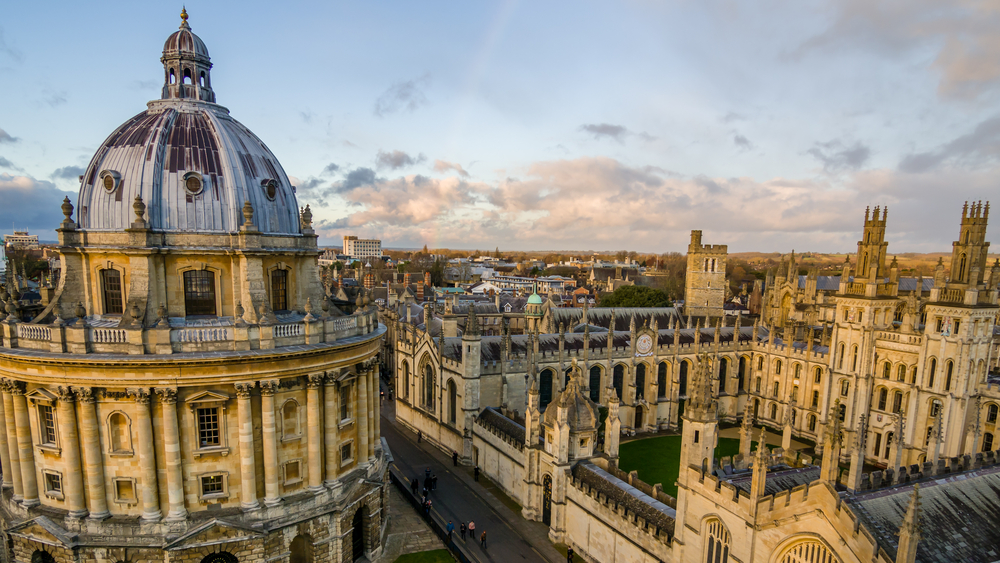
left=99, top=170, right=121, bottom=192
left=262, top=179, right=277, bottom=201
left=183, top=172, right=204, bottom=195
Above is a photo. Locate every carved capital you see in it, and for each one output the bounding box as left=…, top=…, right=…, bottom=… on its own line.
left=74, top=387, right=95, bottom=404
left=156, top=387, right=178, bottom=405
left=4, top=379, right=25, bottom=396
left=307, top=373, right=325, bottom=389
left=259, top=380, right=279, bottom=396
left=324, top=369, right=341, bottom=386
left=128, top=388, right=151, bottom=405
left=56, top=386, right=75, bottom=402
left=234, top=382, right=255, bottom=399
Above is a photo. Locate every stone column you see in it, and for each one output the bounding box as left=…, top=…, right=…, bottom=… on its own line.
left=307, top=373, right=325, bottom=492
left=56, top=387, right=86, bottom=518
left=0, top=381, right=19, bottom=495
left=11, top=382, right=39, bottom=507
left=368, top=364, right=377, bottom=459
left=324, top=372, right=341, bottom=486
left=373, top=364, right=381, bottom=451
left=235, top=382, right=259, bottom=510
left=260, top=380, right=281, bottom=506
left=129, top=388, right=161, bottom=521
left=156, top=388, right=186, bottom=521
left=76, top=387, right=109, bottom=519
left=357, top=369, right=370, bottom=466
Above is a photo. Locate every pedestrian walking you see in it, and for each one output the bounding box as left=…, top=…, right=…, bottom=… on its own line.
left=422, top=486, right=428, bottom=499
left=431, top=474, right=438, bottom=490
left=453, top=451, right=459, bottom=466
left=567, top=546, right=574, bottom=561
left=446, top=520, right=455, bottom=540
left=424, top=499, right=432, bottom=515
left=480, top=530, right=487, bottom=549
left=417, top=430, right=422, bottom=443
left=468, top=520, right=475, bottom=539
left=424, top=475, right=431, bottom=491
left=425, top=467, right=431, bottom=480
left=474, top=465, right=480, bottom=482
left=411, top=477, right=418, bottom=495
left=460, top=522, right=466, bottom=540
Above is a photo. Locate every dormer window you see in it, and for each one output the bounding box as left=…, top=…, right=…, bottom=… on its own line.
left=262, top=179, right=278, bottom=200
left=99, top=169, right=121, bottom=192
left=183, top=172, right=204, bottom=196
left=101, top=269, right=124, bottom=315
left=183, top=270, right=217, bottom=317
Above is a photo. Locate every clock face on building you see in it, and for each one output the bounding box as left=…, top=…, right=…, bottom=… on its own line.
left=636, top=334, right=653, bottom=355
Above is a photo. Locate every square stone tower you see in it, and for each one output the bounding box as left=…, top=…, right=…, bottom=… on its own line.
left=685, top=230, right=727, bottom=320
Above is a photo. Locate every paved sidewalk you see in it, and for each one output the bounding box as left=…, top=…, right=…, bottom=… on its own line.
left=379, top=486, right=446, bottom=562
left=381, top=401, right=565, bottom=563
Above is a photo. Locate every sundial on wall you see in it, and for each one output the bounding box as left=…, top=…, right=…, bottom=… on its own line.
left=636, top=334, right=653, bottom=356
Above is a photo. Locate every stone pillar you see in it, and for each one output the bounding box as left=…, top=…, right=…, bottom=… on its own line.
left=260, top=380, right=281, bottom=506
left=357, top=369, right=370, bottom=467
left=373, top=364, right=381, bottom=450
left=56, top=387, right=86, bottom=518
left=368, top=365, right=376, bottom=459
left=11, top=382, right=39, bottom=507
left=0, top=382, right=15, bottom=490
left=307, top=373, right=325, bottom=492
left=1, top=382, right=22, bottom=501
left=324, top=372, right=341, bottom=487
left=156, top=388, right=186, bottom=521
left=129, top=388, right=161, bottom=521
left=76, top=387, right=110, bottom=519
left=235, top=382, right=259, bottom=510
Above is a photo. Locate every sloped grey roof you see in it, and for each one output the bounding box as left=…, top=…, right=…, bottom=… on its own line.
left=477, top=407, right=525, bottom=447
left=550, top=307, right=682, bottom=332
left=727, top=466, right=819, bottom=497
left=847, top=464, right=1000, bottom=563
left=573, top=461, right=676, bottom=534
left=794, top=276, right=934, bottom=292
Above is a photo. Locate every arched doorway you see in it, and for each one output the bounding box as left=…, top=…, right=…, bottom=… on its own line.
left=199, top=553, right=238, bottom=563
left=540, top=369, right=554, bottom=408
left=589, top=366, right=602, bottom=402
left=542, top=474, right=552, bottom=525
left=31, top=552, right=56, bottom=563
left=290, top=534, right=314, bottom=563
left=635, top=405, right=644, bottom=430
left=352, top=506, right=367, bottom=561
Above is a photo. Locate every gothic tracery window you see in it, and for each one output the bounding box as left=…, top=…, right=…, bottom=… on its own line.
left=704, top=519, right=731, bottom=563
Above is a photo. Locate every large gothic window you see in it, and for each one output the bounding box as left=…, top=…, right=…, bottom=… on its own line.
left=540, top=369, right=554, bottom=408
left=776, top=539, right=841, bottom=563
left=613, top=364, right=625, bottom=400
left=590, top=366, right=602, bottom=402
left=679, top=360, right=689, bottom=396
left=635, top=363, right=646, bottom=400
left=719, top=358, right=728, bottom=394
left=423, top=365, right=435, bottom=409
left=658, top=362, right=668, bottom=398
left=704, top=519, right=731, bottom=563
left=183, top=270, right=217, bottom=316
left=101, top=269, right=123, bottom=315
left=447, top=380, right=457, bottom=425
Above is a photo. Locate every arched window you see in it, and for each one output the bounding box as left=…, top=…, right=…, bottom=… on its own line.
left=838, top=343, right=845, bottom=369
left=423, top=365, right=435, bottom=409
left=892, top=391, right=903, bottom=414
left=590, top=365, right=602, bottom=402
left=704, top=519, right=731, bottom=563
left=959, top=253, right=968, bottom=282
left=540, top=369, right=555, bottom=408
left=772, top=381, right=780, bottom=397
left=885, top=432, right=894, bottom=457
left=613, top=365, right=625, bottom=400
left=753, top=399, right=760, bottom=419
left=876, top=388, right=887, bottom=411
left=928, top=358, right=937, bottom=388
left=945, top=361, right=953, bottom=391
left=985, top=433, right=995, bottom=452
left=838, top=403, right=846, bottom=422
left=108, top=412, right=131, bottom=454
left=31, top=552, right=56, bottom=563
left=447, top=380, right=457, bottom=424
left=911, top=366, right=918, bottom=384
left=281, top=400, right=300, bottom=439
left=793, top=363, right=801, bottom=379
left=883, top=362, right=891, bottom=379
left=757, top=356, right=764, bottom=370
left=755, top=377, right=761, bottom=393
left=926, top=426, right=934, bottom=446
left=635, top=363, right=646, bottom=400
left=811, top=390, right=819, bottom=408
left=183, top=270, right=217, bottom=316
left=987, top=404, right=998, bottom=424
left=770, top=403, right=778, bottom=419
left=814, top=367, right=822, bottom=384
left=808, top=414, right=817, bottom=432
left=718, top=358, right=728, bottom=393
left=897, top=364, right=906, bottom=382
left=183, top=68, right=192, bottom=84
left=841, top=380, right=849, bottom=396
left=271, top=269, right=289, bottom=311
left=851, top=345, right=859, bottom=371
left=290, top=534, right=314, bottom=563
left=775, top=360, right=782, bottom=375
left=402, top=361, right=410, bottom=399
left=679, top=361, right=689, bottom=396
left=738, top=357, right=747, bottom=391
left=657, top=363, right=668, bottom=398
left=930, top=400, right=942, bottom=418
left=101, top=269, right=124, bottom=314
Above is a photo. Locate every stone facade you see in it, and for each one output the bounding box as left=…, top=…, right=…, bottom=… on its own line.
left=0, top=11, right=387, bottom=563
left=684, top=230, right=728, bottom=320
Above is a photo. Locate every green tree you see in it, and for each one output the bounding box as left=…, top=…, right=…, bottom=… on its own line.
left=598, top=285, right=672, bottom=308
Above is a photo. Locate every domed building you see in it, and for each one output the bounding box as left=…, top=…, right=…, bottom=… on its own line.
left=0, top=11, right=386, bottom=563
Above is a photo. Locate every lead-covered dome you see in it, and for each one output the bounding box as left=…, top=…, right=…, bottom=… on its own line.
left=76, top=10, right=301, bottom=235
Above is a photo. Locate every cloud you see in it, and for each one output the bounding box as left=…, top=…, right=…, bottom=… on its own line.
left=793, top=0, right=1000, bottom=100
left=375, top=150, right=426, bottom=170
left=0, top=128, right=17, bottom=144
left=0, top=174, right=75, bottom=235
left=807, top=140, right=872, bottom=173
left=722, top=112, right=746, bottom=124
left=39, top=91, right=67, bottom=108
left=321, top=162, right=340, bottom=176
left=0, top=28, right=23, bottom=63
left=50, top=165, right=84, bottom=181
left=580, top=123, right=656, bottom=144
left=433, top=160, right=470, bottom=178
left=0, top=157, right=20, bottom=171
left=733, top=133, right=754, bottom=151
left=898, top=115, right=1000, bottom=173
left=374, top=75, right=430, bottom=117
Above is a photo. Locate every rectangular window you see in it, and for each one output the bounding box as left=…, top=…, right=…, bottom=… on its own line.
left=45, top=472, right=61, bottom=494
left=201, top=474, right=224, bottom=496
left=101, top=269, right=123, bottom=314
left=284, top=460, right=301, bottom=484
left=341, top=442, right=353, bottom=463
left=340, top=385, right=351, bottom=421
left=873, top=433, right=882, bottom=457
left=271, top=269, right=288, bottom=311
left=115, top=478, right=136, bottom=503
left=197, top=407, right=220, bottom=447
left=183, top=270, right=217, bottom=316
left=38, top=404, right=56, bottom=445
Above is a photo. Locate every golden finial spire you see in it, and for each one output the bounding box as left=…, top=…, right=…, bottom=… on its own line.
left=180, top=6, right=190, bottom=29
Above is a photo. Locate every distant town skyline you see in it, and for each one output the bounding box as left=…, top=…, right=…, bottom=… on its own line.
left=1, top=1, right=998, bottom=253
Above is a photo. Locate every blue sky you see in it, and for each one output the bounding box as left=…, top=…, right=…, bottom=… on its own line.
left=1, top=1, right=999, bottom=252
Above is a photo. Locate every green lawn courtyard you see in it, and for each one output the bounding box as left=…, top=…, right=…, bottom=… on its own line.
left=392, top=549, right=454, bottom=563
left=618, top=435, right=770, bottom=498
